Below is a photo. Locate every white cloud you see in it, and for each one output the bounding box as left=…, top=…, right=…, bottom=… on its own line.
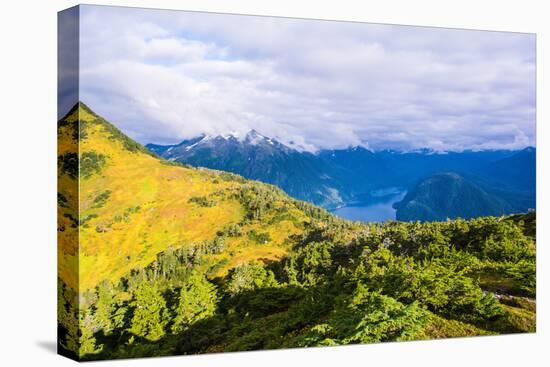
left=74, top=5, right=536, bottom=152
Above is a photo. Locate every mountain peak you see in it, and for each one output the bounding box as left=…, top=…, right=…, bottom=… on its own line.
left=201, top=129, right=264, bottom=142
left=345, top=145, right=373, bottom=153
left=246, top=129, right=262, bottom=137
left=61, top=101, right=99, bottom=123
left=244, top=129, right=274, bottom=145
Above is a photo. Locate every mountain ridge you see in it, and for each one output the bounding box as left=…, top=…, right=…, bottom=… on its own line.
left=58, top=102, right=326, bottom=291
left=148, top=130, right=349, bottom=208
left=148, top=131, right=536, bottom=217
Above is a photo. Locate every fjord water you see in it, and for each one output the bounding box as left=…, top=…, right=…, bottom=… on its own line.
left=332, top=189, right=407, bottom=222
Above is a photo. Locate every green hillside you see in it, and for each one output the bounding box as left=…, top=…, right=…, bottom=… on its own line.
left=394, top=172, right=514, bottom=221
left=58, top=104, right=536, bottom=360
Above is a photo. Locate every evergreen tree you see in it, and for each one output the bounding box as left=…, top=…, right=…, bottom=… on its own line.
left=111, top=301, right=128, bottom=331
left=61, top=302, right=80, bottom=356
left=94, top=281, right=115, bottom=334
left=58, top=282, right=77, bottom=350
left=226, top=261, right=278, bottom=296
left=129, top=283, right=169, bottom=341
left=62, top=307, right=102, bottom=359
left=79, top=309, right=102, bottom=357
left=172, top=271, right=218, bottom=333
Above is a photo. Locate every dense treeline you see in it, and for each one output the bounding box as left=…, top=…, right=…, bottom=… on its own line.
left=58, top=211, right=536, bottom=360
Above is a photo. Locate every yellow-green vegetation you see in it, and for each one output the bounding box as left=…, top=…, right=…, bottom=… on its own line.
left=57, top=103, right=536, bottom=361
left=58, top=103, right=309, bottom=292
left=423, top=313, right=495, bottom=339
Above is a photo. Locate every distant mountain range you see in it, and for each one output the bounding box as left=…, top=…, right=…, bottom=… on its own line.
left=147, top=131, right=536, bottom=221
left=148, top=130, right=347, bottom=208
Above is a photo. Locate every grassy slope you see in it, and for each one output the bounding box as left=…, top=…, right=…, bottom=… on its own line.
left=58, top=104, right=310, bottom=291
left=58, top=106, right=79, bottom=289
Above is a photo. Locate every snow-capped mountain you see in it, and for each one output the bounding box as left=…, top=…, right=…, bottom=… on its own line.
left=147, top=130, right=348, bottom=208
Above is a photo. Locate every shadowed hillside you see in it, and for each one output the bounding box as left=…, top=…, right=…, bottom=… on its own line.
left=394, top=173, right=514, bottom=221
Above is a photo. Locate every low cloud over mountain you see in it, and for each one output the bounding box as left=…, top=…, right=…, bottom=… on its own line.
left=68, top=5, right=535, bottom=152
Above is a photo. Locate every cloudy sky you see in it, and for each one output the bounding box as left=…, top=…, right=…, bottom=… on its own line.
left=68, top=5, right=535, bottom=152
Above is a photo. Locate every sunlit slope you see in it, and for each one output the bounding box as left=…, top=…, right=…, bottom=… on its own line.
left=58, top=104, right=80, bottom=290
left=58, top=103, right=312, bottom=291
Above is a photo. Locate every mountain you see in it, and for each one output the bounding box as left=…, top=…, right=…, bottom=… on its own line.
left=147, top=131, right=349, bottom=208
left=318, top=146, right=396, bottom=193
left=373, top=149, right=518, bottom=189
left=393, top=172, right=515, bottom=221
left=146, top=135, right=206, bottom=156
left=58, top=103, right=320, bottom=292
left=482, top=147, right=536, bottom=192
